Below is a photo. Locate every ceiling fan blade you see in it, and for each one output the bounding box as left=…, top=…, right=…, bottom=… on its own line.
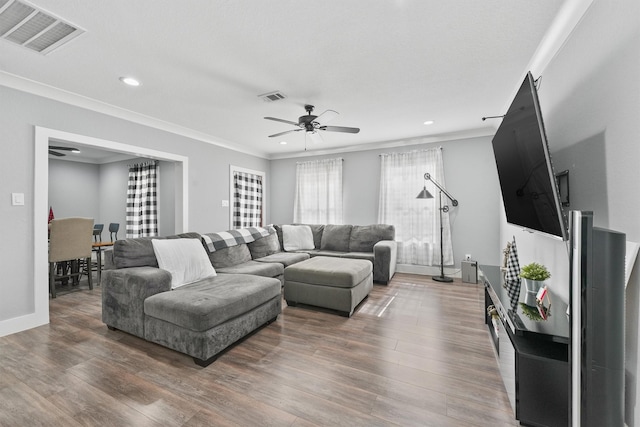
left=49, top=149, right=65, bottom=156
left=268, top=129, right=302, bottom=138
left=264, top=117, right=299, bottom=127
left=314, top=109, right=338, bottom=125
left=319, top=125, right=360, bottom=134
left=49, top=146, right=77, bottom=151
left=308, top=131, right=323, bottom=144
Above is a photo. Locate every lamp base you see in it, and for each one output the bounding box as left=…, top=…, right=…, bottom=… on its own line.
left=432, top=275, right=454, bottom=283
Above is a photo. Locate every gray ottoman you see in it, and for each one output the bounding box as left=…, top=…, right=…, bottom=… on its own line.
left=284, top=256, right=373, bottom=317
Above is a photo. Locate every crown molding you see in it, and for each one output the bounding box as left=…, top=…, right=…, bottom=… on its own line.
left=0, top=71, right=271, bottom=159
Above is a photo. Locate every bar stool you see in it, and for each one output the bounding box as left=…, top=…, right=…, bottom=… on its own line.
left=93, top=224, right=104, bottom=242
left=108, top=223, right=119, bottom=241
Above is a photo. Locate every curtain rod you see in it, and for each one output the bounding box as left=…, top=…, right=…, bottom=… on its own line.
left=379, top=147, right=442, bottom=157
left=127, top=160, right=158, bottom=168
left=296, top=157, right=343, bottom=164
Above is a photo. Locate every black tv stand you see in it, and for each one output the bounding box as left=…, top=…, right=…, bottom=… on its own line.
left=481, top=265, right=568, bottom=427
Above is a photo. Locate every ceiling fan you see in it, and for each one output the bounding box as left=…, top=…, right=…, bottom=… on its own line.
left=264, top=104, right=360, bottom=144
left=49, top=145, right=80, bottom=157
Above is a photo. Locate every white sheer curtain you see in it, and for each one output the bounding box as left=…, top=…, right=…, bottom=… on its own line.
left=293, top=158, right=343, bottom=224
left=378, top=149, right=453, bottom=266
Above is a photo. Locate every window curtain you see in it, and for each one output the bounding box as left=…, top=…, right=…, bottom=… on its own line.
left=293, top=158, right=343, bottom=224
left=233, top=171, right=263, bottom=228
left=126, top=161, right=158, bottom=238
left=378, top=149, right=453, bottom=266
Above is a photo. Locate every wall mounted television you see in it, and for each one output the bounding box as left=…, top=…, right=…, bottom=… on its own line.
left=491, top=71, right=568, bottom=240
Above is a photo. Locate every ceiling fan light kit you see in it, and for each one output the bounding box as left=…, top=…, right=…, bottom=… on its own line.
left=265, top=104, right=360, bottom=145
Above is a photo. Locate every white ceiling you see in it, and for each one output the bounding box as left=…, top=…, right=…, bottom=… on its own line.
left=1, top=0, right=571, bottom=159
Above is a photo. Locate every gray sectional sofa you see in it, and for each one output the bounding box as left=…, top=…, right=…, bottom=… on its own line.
left=101, top=224, right=396, bottom=366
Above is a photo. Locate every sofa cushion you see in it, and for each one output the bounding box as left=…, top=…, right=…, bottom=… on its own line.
left=144, top=274, right=281, bottom=332
left=320, top=224, right=353, bottom=252
left=254, top=251, right=310, bottom=267
left=216, top=260, right=283, bottom=278
left=112, top=232, right=201, bottom=269
left=248, top=231, right=281, bottom=259
left=308, top=250, right=346, bottom=258
left=274, top=224, right=324, bottom=250
left=300, top=224, right=325, bottom=249
left=151, top=238, right=216, bottom=289
left=342, top=251, right=375, bottom=263
left=349, top=224, right=395, bottom=253
left=208, top=244, right=252, bottom=269
left=282, top=225, right=314, bottom=251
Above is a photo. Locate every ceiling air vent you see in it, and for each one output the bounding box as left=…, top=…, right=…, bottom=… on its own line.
left=258, top=91, right=287, bottom=102
left=0, top=0, right=84, bottom=54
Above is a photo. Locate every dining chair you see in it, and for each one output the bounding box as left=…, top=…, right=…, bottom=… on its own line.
left=49, top=217, right=94, bottom=298
left=108, top=223, right=119, bottom=241
left=93, top=223, right=104, bottom=242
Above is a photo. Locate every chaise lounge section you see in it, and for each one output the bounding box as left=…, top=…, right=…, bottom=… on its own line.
left=102, top=233, right=281, bottom=366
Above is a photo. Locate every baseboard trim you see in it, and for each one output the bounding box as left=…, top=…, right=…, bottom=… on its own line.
left=396, top=264, right=461, bottom=278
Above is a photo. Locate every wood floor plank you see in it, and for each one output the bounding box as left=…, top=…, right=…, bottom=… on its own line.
left=0, top=273, right=517, bottom=426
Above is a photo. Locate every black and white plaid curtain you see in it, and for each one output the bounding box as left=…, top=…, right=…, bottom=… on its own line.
left=233, top=171, right=263, bottom=228
left=126, top=161, right=158, bottom=238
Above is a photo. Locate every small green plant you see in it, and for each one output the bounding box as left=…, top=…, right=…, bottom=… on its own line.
left=520, top=262, right=551, bottom=281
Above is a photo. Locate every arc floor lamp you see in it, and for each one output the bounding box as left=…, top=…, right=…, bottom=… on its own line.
left=416, top=173, right=459, bottom=282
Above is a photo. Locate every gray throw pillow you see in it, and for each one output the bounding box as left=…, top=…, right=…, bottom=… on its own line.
left=320, top=224, right=353, bottom=252
left=248, top=232, right=281, bottom=259
left=208, top=244, right=252, bottom=268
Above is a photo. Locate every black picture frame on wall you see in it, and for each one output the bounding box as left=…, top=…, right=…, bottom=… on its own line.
left=556, top=170, right=570, bottom=207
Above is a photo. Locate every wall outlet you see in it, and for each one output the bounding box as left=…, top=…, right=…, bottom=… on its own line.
left=465, top=254, right=472, bottom=261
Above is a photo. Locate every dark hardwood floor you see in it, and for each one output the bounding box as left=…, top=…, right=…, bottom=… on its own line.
left=0, top=274, right=518, bottom=426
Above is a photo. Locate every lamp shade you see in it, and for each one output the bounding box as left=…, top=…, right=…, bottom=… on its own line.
left=416, top=186, right=434, bottom=199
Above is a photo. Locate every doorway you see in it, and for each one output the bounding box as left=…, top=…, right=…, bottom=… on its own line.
left=34, top=126, right=189, bottom=326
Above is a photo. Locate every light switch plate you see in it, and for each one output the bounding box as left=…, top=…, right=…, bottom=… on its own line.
left=221, top=200, right=229, bottom=207
left=11, top=193, right=24, bottom=206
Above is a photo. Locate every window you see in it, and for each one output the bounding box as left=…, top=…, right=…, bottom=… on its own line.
left=378, top=149, right=452, bottom=265
left=293, top=158, right=343, bottom=224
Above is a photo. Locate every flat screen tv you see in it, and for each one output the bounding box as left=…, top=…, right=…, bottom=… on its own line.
left=491, top=72, right=567, bottom=240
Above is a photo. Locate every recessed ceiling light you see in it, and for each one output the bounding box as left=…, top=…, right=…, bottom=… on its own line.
left=279, top=141, right=287, bottom=145
left=424, top=120, right=435, bottom=125
left=71, top=148, right=80, bottom=153
left=119, top=76, right=140, bottom=87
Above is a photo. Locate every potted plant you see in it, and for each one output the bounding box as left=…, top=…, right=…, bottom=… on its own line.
left=520, top=262, right=551, bottom=295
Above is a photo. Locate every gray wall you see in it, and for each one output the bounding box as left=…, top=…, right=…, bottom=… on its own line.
left=498, top=0, right=640, bottom=424
left=270, top=135, right=502, bottom=270
left=0, top=85, right=270, bottom=324
left=48, top=159, right=100, bottom=220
